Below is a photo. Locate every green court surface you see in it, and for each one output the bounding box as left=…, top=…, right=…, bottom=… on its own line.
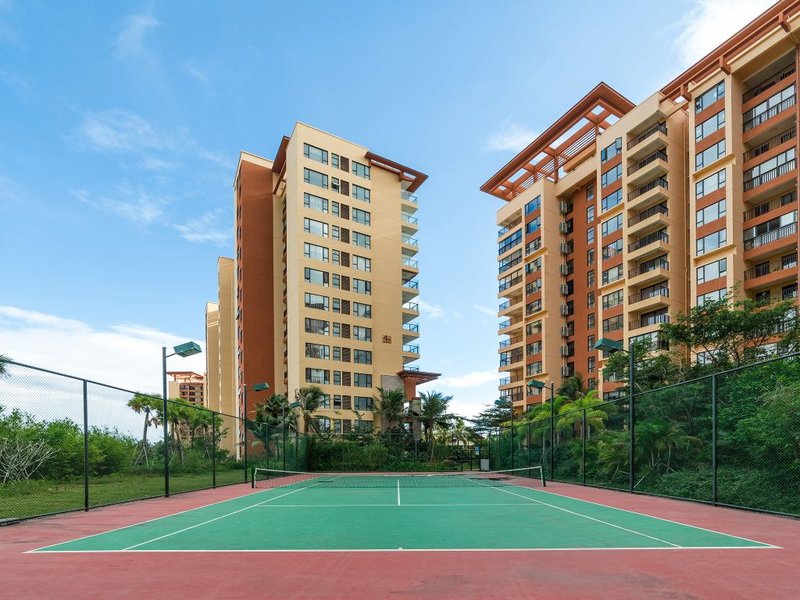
left=33, top=474, right=774, bottom=553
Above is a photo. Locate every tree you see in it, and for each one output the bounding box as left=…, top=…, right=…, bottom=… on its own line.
left=126, top=393, right=161, bottom=467
left=603, top=340, right=686, bottom=395
left=374, top=387, right=407, bottom=432
left=418, top=390, right=453, bottom=458
left=556, top=390, right=611, bottom=440
left=295, top=385, right=325, bottom=435
left=0, top=354, right=10, bottom=378
left=470, top=397, right=512, bottom=435
left=557, top=374, right=587, bottom=401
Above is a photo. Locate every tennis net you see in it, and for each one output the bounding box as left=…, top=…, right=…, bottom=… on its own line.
left=252, top=466, right=545, bottom=490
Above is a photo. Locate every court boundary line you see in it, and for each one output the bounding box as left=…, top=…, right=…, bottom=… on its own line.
left=30, top=545, right=780, bottom=554
left=525, top=484, right=780, bottom=549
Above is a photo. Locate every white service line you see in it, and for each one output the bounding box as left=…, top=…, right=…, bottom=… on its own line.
left=122, top=484, right=319, bottom=551
left=477, top=482, right=682, bottom=548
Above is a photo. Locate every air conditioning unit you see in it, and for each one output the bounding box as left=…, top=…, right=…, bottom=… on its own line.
left=559, top=221, right=569, bottom=234
left=559, top=304, right=570, bottom=316
left=560, top=346, right=570, bottom=357
left=560, top=284, right=569, bottom=295
left=561, top=366, right=571, bottom=377
left=561, top=325, right=570, bottom=337
left=559, top=201, right=569, bottom=214
left=560, top=264, right=570, bottom=276
left=560, top=243, right=569, bottom=254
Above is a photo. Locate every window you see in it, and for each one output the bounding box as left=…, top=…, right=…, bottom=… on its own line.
left=353, top=302, right=371, bottom=318
left=587, top=270, right=595, bottom=287
left=696, top=229, right=727, bottom=256
left=303, top=143, right=328, bottom=164
left=353, top=278, right=371, bottom=295
left=695, top=168, right=726, bottom=198
left=353, top=231, right=371, bottom=248
left=304, top=217, right=329, bottom=238
left=304, top=242, right=329, bottom=262
left=525, top=195, right=541, bottom=215
left=600, top=138, right=622, bottom=163
left=745, top=84, right=796, bottom=126
left=695, top=80, right=725, bottom=113
left=304, top=192, right=328, bottom=213
left=586, top=226, right=595, bottom=244
left=353, top=326, right=372, bottom=341
left=304, top=292, right=329, bottom=311
left=354, top=373, right=372, bottom=388
left=697, top=288, right=726, bottom=306
left=696, top=199, right=726, bottom=227
left=304, top=267, right=329, bottom=286
left=601, top=163, right=622, bottom=188
left=305, top=368, right=329, bottom=385
left=587, top=183, right=595, bottom=201
left=695, top=110, right=725, bottom=141
left=498, top=230, right=522, bottom=254
left=587, top=291, right=595, bottom=308
left=602, top=239, right=623, bottom=259
left=525, top=217, right=541, bottom=235
left=305, top=318, right=329, bottom=335
left=526, top=320, right=542, bottom=336
left=602, top=315, right=624, bottom=332
left=744, top=148, right=796, bottom=183
left=352, top=184, right=370, bottom=202
left=588, top=357, right=596, bottom=373
left=303, top=168, right=328, bottom=189
left=352, top=255, right=371, bottom=272
left=602, top=265, right=624, bottom=285
left=601, top=189, right=623, bottom=212
left=601, top=214, right=623, bottom=237
left=587, top=205, right=595, bottom=223
left=695, top=140, right=726, bottom=170
left=587, top=248, right=595, bottom=265
left=353, top=350, right=372, bottom=364
left=588, top=313, right=595, bottom=328
left=332, top=154, right=340, bottom=168
left=354, top=396, right=373, bottom=411
left=305, top=343, right=330, bottom=360
left=602, top=290, right=624, bottom=309
left=697, top=258, right=727, bottom=283
left=352, top=161, right=370, bottom=179
left=352, top=208, right=370, bottom=225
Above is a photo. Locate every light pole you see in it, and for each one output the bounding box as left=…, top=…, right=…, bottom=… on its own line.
left=162, top=341, right=201, bottom=497
left=594, top=337, right=636, bottom=492
left=528, top=379, right=555, bottom=479
left=243, top=382, right=269, bottom=481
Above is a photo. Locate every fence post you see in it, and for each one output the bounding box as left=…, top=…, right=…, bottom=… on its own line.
left=283, top=426, right=287, bottom=471
left=83, top=380, right=89, bottom=512
left=549, top=383, right=555, bottom=480
left=527, top=422, right=531, bottom=468
left=582, top=408, right=586, bottom=485
left=243, top=417, right=249, bottom=483
left=212, top=412, right=217, bottom=489
left=712, top=373, right=717, bottom=505
left=629, top=344, right=635, bottom=493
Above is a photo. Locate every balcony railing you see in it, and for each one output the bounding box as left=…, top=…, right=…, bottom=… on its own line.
left=629, top=230, right=669, bottom=253
left=498, top=253, right=522, bottom=274
left=401, top=235, right=419, bottom=246
left=499, top=275, right=522, bottom=292
left=630, top=314, right=670, bottom=330
left=497, top=217, right=522, bottom=237
left=402, top=256, right=418, bottom=269
left=402, top=301, right=419, bottom=311
left=499, top=376, right=511, bottom=386
left=403, top=280, right=419, bottom=289
left=627, top=122, right=667, bottom=150
left=401, top=213, right=418, bottom=225
left=744, top=256, right=798, bottom=280
left=629, top=286, right=669, bottom=304
left=403, top=344, right=419, bottom=354
left=743, top=129, right=796, bottom=162
left=743, top=192, right=796, bottom=221
left=743, top=95, right=796, bottom=131
left=743, top=63, right=796, bottom=102
left=744, top=159, right=796, bottom=191
left=628, top=177, right=668, bottom=201
left=628, top=258, right=669, bottom=278
left=499, top=336, right=522, bottom=349
left=628, top=149, right=668, bottom=176
left=743, top=222, right=797, bottom=250
left=403, top=323, right=419, bottom=333
left=401, top=190, right=418, bottom=203
left=628, top=203, right=668, bottom=227
left=498, top=299, right=512, bottom=311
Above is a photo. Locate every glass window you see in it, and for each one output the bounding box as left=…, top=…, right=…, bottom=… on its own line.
left=600, top=138, right=622, bottom=163
left=602, top=239, right=624, bottom=260
left=305, top=368, right=329, bottom=384
left=602, top=290, right=624, bottom=309
left=602, top=265, right=624, bottom=285
left=352, top=184, right=371, bottom=202
left=601, top=163, right=622, bottom=188
left=601, top=189, right=623, bottom=212
left=353, top=231, right=371, bottom=248
left=353, top=326, right=372, bottom=341
left=601, top=214, right=623, bottom=237
left=354, top=373, right=372, bottom=388
left=304, top=267, right=329, bottom=286
left=352, top=208, right=370, bottom=225
left=696, top=199, right=726, bottom=227
left=696, top=168, right=726, bottom=198
left=304, top=192, right=328, bottom=213
left=697, top=288, right=726, bottom=306
left=587, top=205, right=595, bottom=223
left=695, top=81, right=725, bottom=113
left=695, top=110, right=725, bottom=141
left=304, top=242, right=329, bottom=262
left=525, top=195, right=541, bottom=215
left=353, top=278, right=371, bottom=295
left=354, top=396, right=373, bottom=411
left=587, top=227, right=595, bottom=244
left=353, top=255, right=371, bottom=272
left=304, top=293, right=328, bottom=311
left=696, top=229, right=727, bottom=256
left=525, top=217, right=541, bottom=235
left=696, top=258, right=727, bottom=283
left=305, top=318, right=329, bottom=335
left=353, top=302, right=371, bottom=318
left=352, top=161, right=370, bottom=179
left=303, top=168, right=328, bottom=189
left=304, top=217, right=329, bottom=238
left=353, top=349, right=372, bottom=364
left=303, top=143, right=328, bottom=164
left=695, top=139, right=726, bottom=170
left=305, top=343, right=330, bottom=360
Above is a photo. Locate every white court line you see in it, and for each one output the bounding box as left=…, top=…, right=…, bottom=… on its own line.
left=122, top=484, right=319, bottom=551
left=476, top=482, right=682, bottom=548
left=525, top=485, right=781, bottom=548
left=397, top=479, right=401, bottom=506
left=28, top=485, right=279, bottom=553
left=254, top=503, right=543, bottom=508
left=34, top=545, right=780, bottom=554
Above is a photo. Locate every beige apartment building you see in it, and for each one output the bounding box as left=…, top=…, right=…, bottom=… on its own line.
left=208, top=122, right=438, bottom=437
left=483, top=1, right=800, bottom=412
left=167, top=371, right=206, bottom=406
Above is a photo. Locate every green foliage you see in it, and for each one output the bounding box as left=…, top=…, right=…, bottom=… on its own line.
left=373, top=387, right=407, bottom=432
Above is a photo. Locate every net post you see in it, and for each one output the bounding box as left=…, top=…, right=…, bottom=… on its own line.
left=712, top=373, right=717, bottom=505
left=581, top=408, right=586, bottom=485
left=540, top=465, right=546, bottom=487
left=243, top=416, right=249, bottom=484
left=251, top=467, right=256, bottom=489
left=82, top=379, right=89, bottom=512
left=212, top=411, right=217, bottom=489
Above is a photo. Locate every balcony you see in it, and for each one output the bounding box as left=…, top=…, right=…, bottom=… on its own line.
left=403, top=344, right=420, bottom=357
left=629, top=313, right=670, bottom=331
left=628, top=258, right=669, bottom=287
left=401, top=234, right=419, bottom=247
left=498, top=217, right=522, bottom=238
left=743, top=63, right=796, bottom=102
left=743, top=128, right=796, bottom=164
left=627, top=149, right=668, bottom=186
left=628, top=177, right=669, bottom=210
left=499, top=352, right=523, bottom=368
left=627, top=122, right=668, bottom=158
left=402, top=301, right=419, bottom=323
left=499, top=299, right=511, bottom=311
left=744, top=255, right=798, bottom=290
left=401, top=212, right=418, bottom=234
left=498, top=316, right=522, bottom=333
left=743, top=94, right=796, bottom=133
left=499, top=336, right=523, bottom=349
left=744, top=159, right=797, bottom=204
left=498, top=274, right=523, bottom=294
left=743, top=222, right=797, bottom=260
left=743, top=192, right=796, bottom=222
left=403, top=322, right=420, bottom=334
left=402, top=256, right=419, bottom=271
left=402, top=279, right=420, bottom=302
left=629, top=286, right=670, bottom=309
left=628, top=203, right=669, bottom=235
left=628, top=229, right=669, bottom=261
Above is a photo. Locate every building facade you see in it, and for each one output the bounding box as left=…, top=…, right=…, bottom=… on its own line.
left=167, top=371, right=206, bottom=406
left=483, top=1, right=800, bottom=412
left=231, top=122, right=438, bottom=433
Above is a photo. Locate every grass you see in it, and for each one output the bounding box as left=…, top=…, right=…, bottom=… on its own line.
left=0, top=467, right=248, bottom=522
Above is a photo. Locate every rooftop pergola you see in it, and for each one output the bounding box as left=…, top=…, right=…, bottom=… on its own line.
left=481, top=83, right=635, bottom=202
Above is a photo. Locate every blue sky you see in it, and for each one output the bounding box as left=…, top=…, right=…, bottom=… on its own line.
left=0, top=0, right=775, bottom=417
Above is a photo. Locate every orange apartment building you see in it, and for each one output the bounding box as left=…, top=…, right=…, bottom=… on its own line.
left=483, top=1, right=800, bottom=412
left=167, top=371, right=206, bottom=406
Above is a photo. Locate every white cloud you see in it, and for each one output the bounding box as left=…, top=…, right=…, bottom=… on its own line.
left=115, top=14, right=160, bottom=61
left=486, top=121, right=538, bottom=152
left=473, top=304, right=496, bottom=318
left=74, top=109, right=178, bottom=154
left=183, top=64, right=209, bottom=83
left=436, top=370, right=499, bottom=389
left=417, top=299, right=446, bottom=319
left=174, top=210, right=230, bottom=246
left=417, top=371, right=500, bottom=419
left=0, top=305, right=205, bottom=433
left=74, top=186, right=166, bottom=224
left=675, top=0, right=777, bottom=67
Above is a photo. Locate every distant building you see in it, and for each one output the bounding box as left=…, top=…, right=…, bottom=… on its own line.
left=167, top=371, right=206, bottom=406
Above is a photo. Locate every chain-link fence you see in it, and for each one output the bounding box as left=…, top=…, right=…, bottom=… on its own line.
left=488, top=352, right=800, bottom=517
left=0, top=361, right=306, bottom=524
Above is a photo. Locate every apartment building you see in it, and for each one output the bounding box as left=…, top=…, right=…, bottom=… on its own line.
left=230, top=122, right=438, bottom=434
left=482, top=1, right=800, bottom=412
left=167, top=371, right=206, bottom=406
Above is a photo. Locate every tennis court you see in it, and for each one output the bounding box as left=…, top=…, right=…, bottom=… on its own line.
left=31, top=468, right=774, bottom=553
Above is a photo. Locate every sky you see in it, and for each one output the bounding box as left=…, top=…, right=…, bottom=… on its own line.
left=0, top=0, right=777, bottom=419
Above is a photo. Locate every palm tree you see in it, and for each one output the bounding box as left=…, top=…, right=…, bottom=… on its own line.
left=127, top=393, right=160, bottom=467
left=0, top=354, right=11, bottom=378
left=374, top=387, right=407, bottom=432
left=557, top=389, right=610, bottom=440
left=418, top=391, right=453, bottom=458
left=557, top=374, right=587, bottom=402
left=295, top=385, right=325, bottom=434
